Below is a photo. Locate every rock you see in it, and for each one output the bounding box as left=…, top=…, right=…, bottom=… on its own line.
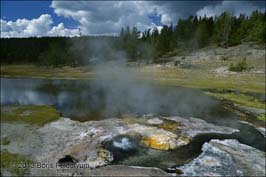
left=162, top=116, right=238, bottom=139
left=257, top=127, right=266, bottom=137
left=178, top=141, right=243, bottom=176
left=63, top=142, right=89, bottom=162
left=1, top=169, right=13, bottom=177
left=168, top=43, right=265, bottom=73
left=2, top=116, right=238, bottom=159
left=210, top=139, right=266, bottom=176
left=252, top=69, right=265, bottom=74
left=211, top=66, right=237, bottom=76
left=1, top=116, right=240, bottom=176
left=178, top=139, right=265, bottom=176
left=0, top=123, right=43, bottom=157
left=37, top=118, right=126, bottom=166
left=84, top=148, right=113, bottom=168
left=1, top=118, right=126, bottom=170
left=239, top=121, right=266, bottom=137
left=126, top=124, right=179, bottom=150
left=147, top=118, right=164, bottom=125
left=124, top=117, right=238, bottom=150
left=142, top=134, right=178, bottom=150
left=237, top=105, right=265, bottom=117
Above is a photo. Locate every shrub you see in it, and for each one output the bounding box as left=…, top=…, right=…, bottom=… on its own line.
left=229, top=58, right=248, bottom=72
left=1, top=137, right=10, bottom=145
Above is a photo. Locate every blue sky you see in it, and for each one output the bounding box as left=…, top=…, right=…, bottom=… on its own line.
left=1, top=1, right=265, bottom=37
left=1, top=0, right=78, bottom=28
left=1, top=1, right=53, bottom=20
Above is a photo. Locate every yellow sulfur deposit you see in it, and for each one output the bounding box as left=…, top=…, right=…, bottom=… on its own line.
left=142, top=135, right=177, bottom=150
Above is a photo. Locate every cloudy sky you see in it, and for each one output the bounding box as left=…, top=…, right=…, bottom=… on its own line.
left=1, top=0, right=265, bottom=37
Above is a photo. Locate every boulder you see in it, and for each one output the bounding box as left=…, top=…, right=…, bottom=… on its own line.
left=126, top=124, right=180, bottom=150
left=239, top=121, right=266, bottom=137
left=178, top=139, right=265, bottom=176
left=36, top=118, right=126, bottom=166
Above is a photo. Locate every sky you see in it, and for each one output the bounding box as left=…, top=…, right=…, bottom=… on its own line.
left=1, top=0, right=265, bottom=38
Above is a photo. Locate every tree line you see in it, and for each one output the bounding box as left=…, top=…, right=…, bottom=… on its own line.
left=1, top=10, right=265, bottom=67
left=138, top=10, right=265, bottom=57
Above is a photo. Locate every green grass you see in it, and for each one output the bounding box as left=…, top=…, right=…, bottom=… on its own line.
left=1, top=105, right=60, bottom=126
left=229, top=58, right=248, bottom=72
left=206, top=92, right=265, bottom=109
left=206, top=92, right=266, bottom=122
left=1, top=63, right=265, bottom=93
left=140, top=65, right=265, bottom=93
left=257, top=114, right=266, bottom=122
left=1, top=150, right=32, bottom=176
left=1, top=137, right=10, bottom=145
left=1, top=64, right=94, bottom=79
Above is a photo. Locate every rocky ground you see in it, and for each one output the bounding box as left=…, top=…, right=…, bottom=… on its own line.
left=178, top=139, right=265, bottom=176
left=170, top=42, right=265, bottom=72
left=1, top=116, right=265, bottom=176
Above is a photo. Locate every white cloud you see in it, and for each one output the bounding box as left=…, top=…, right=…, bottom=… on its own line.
left=48, top=23, right=79, bottom=37
left=196, top=1, right=265, bottom=17
left=1, top=14, right=79, bottom=38
left=161, top=14, right=172, bottom=25
left=1, top=1, right=265, bottom=37
left=24, top=14, right=53, bottom=36
left=51, top=1, right=160, bottom=35
left=49, top=1, right=223, bottom=34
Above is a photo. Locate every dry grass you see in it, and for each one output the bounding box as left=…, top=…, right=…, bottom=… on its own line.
left=139, top=65, right=265, bottom=94
left=1, top=62, right=265, bottom=94
left=1, top=64, right=94, bottom=79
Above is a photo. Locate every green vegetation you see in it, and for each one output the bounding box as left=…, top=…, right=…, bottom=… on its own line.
left=229, top=58, right=248, bottom=72
left=140, top=10, right=265, bottom=56
left=1, top=10, right=265, bottom=66
left=1, top=105, right=60, bottom=126
left=257, top=114, right=266, bottom=122
left=1, top=137, right=10, bottom=145
left=1, top=63, right=265, bottom=94
left=0, top=64, right=94, bottom=79
left=141, top=65, right=265, bottom=94
left=38, top=42, right=76, bottom=67
left=1, top=150, right=32, bottom=176
left=206, top=92, right=265, bottom=109
left=206, top=92, right=265, bottom=122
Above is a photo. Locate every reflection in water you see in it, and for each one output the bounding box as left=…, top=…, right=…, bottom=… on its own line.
left=1, top=78, right=231, bottom=121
